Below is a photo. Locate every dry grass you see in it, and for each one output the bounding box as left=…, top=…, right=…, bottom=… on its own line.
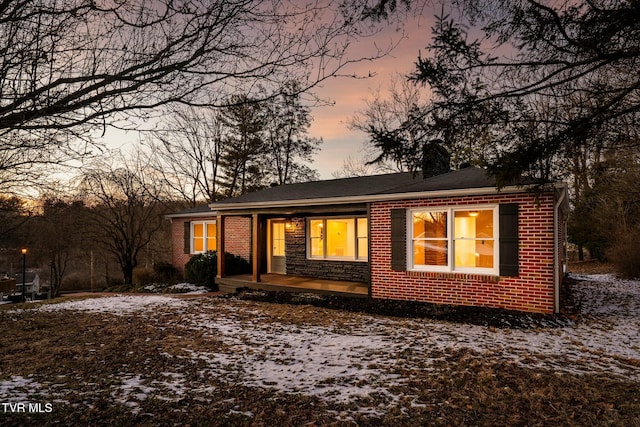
left=1, top=292, right=639, bottom=426
left=567, top=260, right=617, bottom=275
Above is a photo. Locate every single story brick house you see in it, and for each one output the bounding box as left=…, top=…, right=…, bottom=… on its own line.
left=168, top=167, right=569, bottom=314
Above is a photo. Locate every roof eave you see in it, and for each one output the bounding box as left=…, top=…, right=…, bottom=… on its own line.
left=165, top=210, right=216, bottom=219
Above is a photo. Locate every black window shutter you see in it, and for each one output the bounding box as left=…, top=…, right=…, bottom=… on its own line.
left=499, top=204, right=519, bottom=276
left=184, top=221, right=191, bottom=254
left=390, top=209, right=407, bottom=271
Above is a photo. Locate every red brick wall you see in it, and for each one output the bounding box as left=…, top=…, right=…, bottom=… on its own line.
left=223, top=216, right=251, bottom=260
left=171, top=216, right=251, bottom=272
left=370, top=192, right=558, bottom=314
left=171, top=217, right=193, bottom=271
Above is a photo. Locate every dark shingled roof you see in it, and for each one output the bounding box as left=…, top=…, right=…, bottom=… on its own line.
left=375, top=167, right=498, bottom=195
left=213, top=171, right=419, bottom=205
left=210, top=167, right=515, bottom=209
left=165, top=204, right=214, bottom=218
left=166, top=168, right=543, bottom=216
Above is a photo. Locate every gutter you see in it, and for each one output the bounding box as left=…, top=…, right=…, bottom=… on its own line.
left=165, top=210, right=216, bottom=219
left=553, top=186, right=568, bottom=313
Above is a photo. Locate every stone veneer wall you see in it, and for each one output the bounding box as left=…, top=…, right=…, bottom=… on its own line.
left=284, top=217, right=369, bottom=283
left=369, top=192, right=558, bottom=314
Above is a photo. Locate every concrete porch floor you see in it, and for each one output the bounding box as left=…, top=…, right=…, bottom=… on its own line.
left=216, top=274, right=369, bottom=297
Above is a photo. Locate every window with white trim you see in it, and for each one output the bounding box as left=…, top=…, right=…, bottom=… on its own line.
left=191, top=221, right=217, bottom=254
left=307, top=217, right=368, bottom=261
left=410, top=206, right=498, bottom=273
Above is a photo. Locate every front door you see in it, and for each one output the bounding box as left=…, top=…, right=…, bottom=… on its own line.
left=269, top=220, right=286, bottom=274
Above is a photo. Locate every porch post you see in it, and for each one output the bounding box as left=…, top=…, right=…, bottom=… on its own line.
left=216, top=214, right=225, bottom=279
left=252, top=213, right=261, bottom=283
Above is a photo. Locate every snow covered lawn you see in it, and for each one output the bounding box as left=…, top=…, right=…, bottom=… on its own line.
left=1, top=274, right=639, bottom=425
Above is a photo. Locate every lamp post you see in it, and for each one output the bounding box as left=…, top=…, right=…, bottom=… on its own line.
left=21, top=248, right=27, bottom=303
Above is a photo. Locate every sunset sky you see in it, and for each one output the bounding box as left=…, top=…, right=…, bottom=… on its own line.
left=307, top=13, right=434, bottom=178
left=103, top=9, right=437, bottom=181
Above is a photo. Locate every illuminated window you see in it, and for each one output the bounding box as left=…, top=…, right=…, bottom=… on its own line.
left=412, top=210, right=448, bottom=267
left=309, top=220, right=324, bottom=257
left=307, top=217, right=367, bottom=261
left=191, top=221, right=217, bottom=254
left=454, top=210, right=494, bottom=269
left=409, top=207, right=497, bottom=273
left=357, top=218, right=368, bottom=259
left=271, top=222, right=285, bottom=256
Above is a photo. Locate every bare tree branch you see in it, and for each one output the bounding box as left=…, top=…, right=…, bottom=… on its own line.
left=78, top=152, right=168, bottom=285
left=0, top=0, right=393, bottom=191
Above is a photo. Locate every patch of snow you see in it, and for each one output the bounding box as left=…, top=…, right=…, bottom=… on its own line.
left=144, top=283, right=210, bottom=294
left=169, top=283, right=210, bottom=294
left=110, top=375, right=155, bottom=415
left=37, top=295, right=189, bottom=315
left=183, top=318, right=405, bottom=404
left=0, top=376, right=42, bottom=402
left=151, top=372, right=187, bottom=401
left=229, top=408, right=255, bottom=418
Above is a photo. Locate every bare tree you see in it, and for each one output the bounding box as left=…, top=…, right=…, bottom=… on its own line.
left=147, top=107, right=224, bottom=205
left=0, top=195, right=30, bottom=244
left=331, top=155, right=375, bottom=178
left=349, top=75, right=428, bottom=173
left=351, top=75, right=426, bottom=138
left=263, top=82, right=321, bottom=185
left=350, top=74, right=456, bottom=176
left=344, top=74, right=444, bottom=172
left=32, top=196, right=88, bottom=297
left=0, top=0, right=392, bottom=191
left=148, top=82, right=321, bottom=204
left=79, top=153, right=168, bottom=285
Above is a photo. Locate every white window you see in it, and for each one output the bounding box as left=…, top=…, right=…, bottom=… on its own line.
left=191, top=221, right=217, bottom=254
left=409, top=206, right=498, bottom=274
left=307, top=217, right=368, bottom=261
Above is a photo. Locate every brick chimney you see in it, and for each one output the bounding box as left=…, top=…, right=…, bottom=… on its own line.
left=422, top=139, right=451, bottom=178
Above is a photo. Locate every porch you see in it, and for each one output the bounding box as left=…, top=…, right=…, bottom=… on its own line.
left=216, top=274, right=369, bottom=297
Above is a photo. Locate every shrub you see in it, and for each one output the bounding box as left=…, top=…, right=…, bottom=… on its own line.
left=184, top=252, right=217, bottom=289
left=184, top=251, right=251, bottom=290
left=132, top=263, right=182, bottom=286
left=225, top=252, right=251, bottom=275
left=608, top=230, right=640, bottom=279
left=154, top=262, right=181, bottom=284
left=133, top=268, right=155, bottom=285
left=60, top=273, right=91, bottom=292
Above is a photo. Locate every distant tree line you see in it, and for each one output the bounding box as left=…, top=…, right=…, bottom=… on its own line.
left=146, top=83, right=322, bottom=205
left=0, top=167, right=176, bottom=295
